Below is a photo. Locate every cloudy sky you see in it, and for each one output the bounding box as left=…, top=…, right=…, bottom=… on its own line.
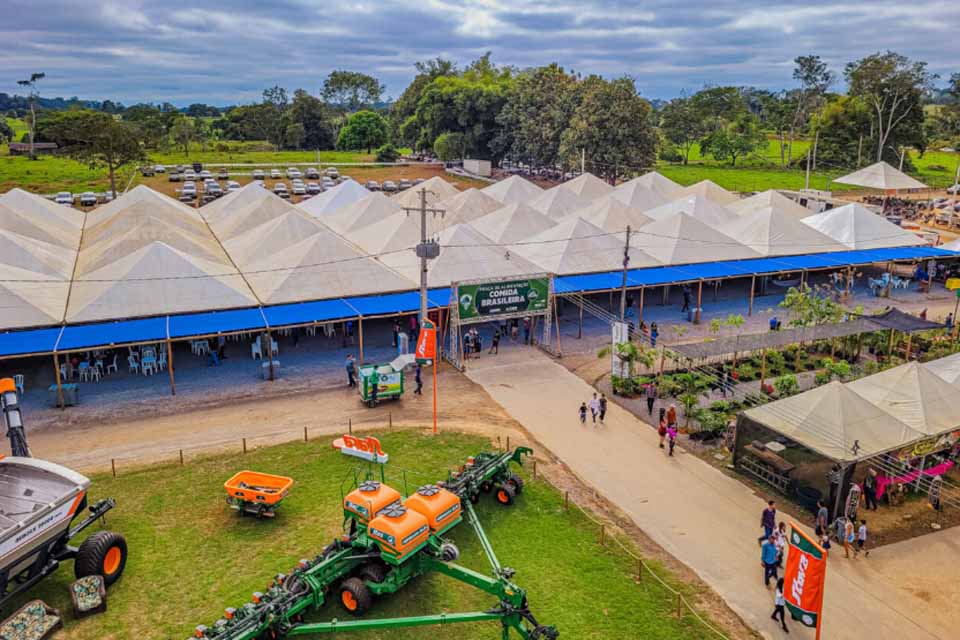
left=3, top=0, right=958, bottom=106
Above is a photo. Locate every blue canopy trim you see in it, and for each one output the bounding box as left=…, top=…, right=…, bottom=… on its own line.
left=0, top=326, right=62, bottom=358
left=58, top=317, right=167, bottom=351
left=168, top=307, right=267, bottom=339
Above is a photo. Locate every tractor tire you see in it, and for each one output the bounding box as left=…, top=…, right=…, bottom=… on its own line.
left=75, top=531, right=128, bottom=585
left=530, top=625, right=560, bottom=640
left=480, top=480, right=493, bottom=493
left=469, top=492, right=481, bottom=504
left=339, top=577, right=373, bottom=616
left=359, top=562, right=388, bottom=584
left=440, top=542, right=460, bottom=562
left=505, top=473, right=525, bottom=495
left=494, top=484, right=516, bottom=506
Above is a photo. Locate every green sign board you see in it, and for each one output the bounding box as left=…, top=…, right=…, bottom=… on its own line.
left=457, top=277, right=549, bottom=320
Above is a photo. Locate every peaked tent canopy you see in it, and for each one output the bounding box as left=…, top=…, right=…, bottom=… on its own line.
left=847, top=362, right=960, bottom=436
left=834, top=161, right=927, bottom=191
left=393, top=176, right=460, bottom=208
left=223, top=210, right=325, bottom=267
left=482, top=175, right=543, bottom=204
left=436, top=188, right=503, bottom=228
left=0, top=265, right=71, bottom=328
left=515, top=217, right=660, bottom=275
left=471, top=202, right=557, bottom=244
left=202, top=183, right=299, bottom=241
left=727, top=190, right=812, bottom=218
left=940, top=237, right=960, bottom=252
left=802, top=203, right=924, bottom=250
left=323, top=193, right=402, bottom=234
left=923, top=352, right=960, bottom=385
left=610, top=180, right=670, bottom=212
left=347, top=209, right=443, bottom=256
left=557, top=172, right=614, bottom=200
left=671, top=180, right=739, bottom=206
left=718, top=206, right=845, bottom=256
left=635, top=213, right=760, bottom=265
left=564, top=195, right=653, bottom=234
left=0, top=188, right=83, bottom=248
left=527, top=187, right=591, bottom=219
left=297, top=180, right=371, bottom=218
left=743, top=381, right=926, bottom=462
left=645, top=195, right=738, bottom=229
left=620, top=172, right=682, bottom=199
left=0, top=230, right=75, bottom=278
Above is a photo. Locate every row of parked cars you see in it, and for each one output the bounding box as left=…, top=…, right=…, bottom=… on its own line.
left=54, top=191, right=116, bottom=207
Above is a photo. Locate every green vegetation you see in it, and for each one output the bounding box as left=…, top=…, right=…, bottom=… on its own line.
left=9, top=431, right=718, bottom=639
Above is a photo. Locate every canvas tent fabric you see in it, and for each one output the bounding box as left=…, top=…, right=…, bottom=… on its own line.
left=940, top=237, right=960, bottom=252
left=742, top=381, right=927, bottom=462
left=564, top=195, right=653, bottom=233
left=527, top=187, right=591, bottom=219
left=718, top=206, right=845, bottom=256
left=321, top=193, right=402, bottom=234
left=482, top=175, right=543, bottom=204
left=0, top=188, right=83, bottom=248
left=470, top=202, right=557, bottom=244
left=436, top=188, right=503, bottom=228
left=515, top=217, right=660, bottom=275
left=923, top=352, right=960, bottom=385
left=557, top=172, right=614, bottom=200
left=610, top=180, right=670, bottom=212
left=393, top=176, right=460, bottom=208
left=847, top=362, right=960, bottom=436
left=645, top=195, right=737, bottom=229
left=671, top=179, right=739, bottom=206
left=346, top=209, right=443, bottom=255
left=802, top=203, right=925, bottom=250
left=201, top=184, right=299, bottom=241
left=223, top=210, right=325, bottom=267
left=833, top=161, right=927, bottom=191
left=635, top=212, right=760, bottom=265
left=296, top=180, right=370, bottom=217
left=619, top=172, right=682, bottom=198
left=727, top=190, right=812, bottom=218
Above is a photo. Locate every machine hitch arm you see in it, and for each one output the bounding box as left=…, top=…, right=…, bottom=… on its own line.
left=68, top=498, right=115, bottom=539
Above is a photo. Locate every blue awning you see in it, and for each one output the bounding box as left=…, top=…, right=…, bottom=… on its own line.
left=343, top=290, right=449, bottom=316
left=168, top=307, right=266, bottom=339
left=263, top=299, right=356, bottom=328
left=0, top=327, right=62, bottom=358
left=58, top=317, right=167, bottom=352
left=555, top=272, right=622, bottom=293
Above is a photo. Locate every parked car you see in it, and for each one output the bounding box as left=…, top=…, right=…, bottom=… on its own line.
left=287, top=167, right=302, bottom=179
left=79, top=192, right=97, bottom=207
left=413, top=178, right=425, bottom=185
left=305, top=167, right=320, bottom=179
left=140, top=166, right=155, bottom=177
left=103, top=190, right=116, bottom=202
left=199, top=170, right=213, bottom=180
left=270, top=169, right=282, bottom=179
left=217, top=168, right=229, bottom=180
left=182, top=181, right=197, bottom=196
left=306, top=182, right=321, bottom=194
left=55, top=192, right=73, bottom=205
left=183, top=169, right=197, bottom=181
left=325, top=167, right=340, bottom=179
left=365, top=180, right=381, bottom=191
left=169, top=172, right=182, bottom=182
left=321, top=177, right=336, bottom=189
left=291, top=180, right=306, bottom=195
left=253, top=169, right=265, bottom=180
left=273, top=183, right=290, bottom=198
left=176, top=165, right=187, bottom=173
left=398, top=179, right=412, bottom=190
left=948, top=184, right=960, bottom=195
left=226, top=180, right=241, bottom=192
left=154, top=164, right=166, bottom=173
left=382, top=180, right=398, bottom=193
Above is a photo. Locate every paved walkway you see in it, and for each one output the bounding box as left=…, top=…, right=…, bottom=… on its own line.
left=466, top=348, right=957, bottom=640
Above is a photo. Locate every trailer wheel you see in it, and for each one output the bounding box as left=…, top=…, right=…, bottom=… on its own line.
left=495, top=484, right=516, bottom=506
left=359, top=562, right=388, bottom=584
left=505, top=473, right=525, bottom=495
left=480, top=480, right=493, bottom=493
left=469, top=492, right=480, bottom=504
left=339, top=577, right=373, bottom=616
left=75, top=531, right=128, bottom=585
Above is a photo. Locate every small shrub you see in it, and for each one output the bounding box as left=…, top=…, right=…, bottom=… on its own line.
left=774, top=374, right=799, bottom=397
left=375, top=143, right=400, bottom=163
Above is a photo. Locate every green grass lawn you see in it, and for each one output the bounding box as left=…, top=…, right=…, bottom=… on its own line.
left=8, top=432, right=718, bottom=640
left=148, top=147, right=377, bottom=166
left=0, top=154, right=129, bottom=193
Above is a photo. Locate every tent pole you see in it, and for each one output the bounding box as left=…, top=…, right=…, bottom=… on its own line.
left=639, top=286, right=645, bottom=322
left=53, top=353, right=64, bottom=409
left=167, top=338, right=176, bottom=395
left=888, top=328, right=895, bottom=358
left=577, top=298, right=583, bottom=339
left=554, top=297, right=562, bottom=356
left=905, top=333, right=912, bottom=360
left=358, top=318, right=365, bottom=364
left=800, top=269, right=807, bottom=290
left=266, top=331, right=275, bottom=381
left=760, top=348, right=767, bottom=390
left=695, top=280, right=703, bottom=324
left=748, top=275, right=755, bottom=316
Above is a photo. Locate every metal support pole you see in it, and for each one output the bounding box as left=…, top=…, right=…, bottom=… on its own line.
left=167, top=339, right=176, bottom=396
left=639, top=286, right=645, bottom=322
left=760, top=348, right=767, bottom=389
left=578, top=298, right=583, bottom=339
left=748, top=275, right=755, bottom=316
left=619, top=225, right=631, bottom=321
left=695, top=280, right=703, bottom=324
left=52, top=353, right=64, bottom=409
left=358, top=318, right=365, bottom=364
left=266, top=331, right=275, bottom=381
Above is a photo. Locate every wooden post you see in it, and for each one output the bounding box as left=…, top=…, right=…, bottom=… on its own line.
left=264, top=331, right=275, bottom=381
left=888, top=328, right=896, bottom=357
left=800, top=270, right=807, bottom=290
left=794, top=344, right=801, bottom=372
left=830, top=338, right=837, bottom=359
left=167, top=339, right=176, bottom=396
left=639, top=286, right=645, bottom=322
left=599, top=524, right=606, bottom=546
left=695, top=280, right=703, bottom=324
left=578, top=298, right=583, bottom=339
left=905, top=333, right=913, bottom=360
left=242, top=438, right=247, bottom=454
left=304, top=426, right=308, bottom=442
left=111, top=459, right=116, bottom=477
left=179, top=449, right=184, bottom=465
left=52, top=353, right=64, bottom=409
left=564, top=491, right=569, bottom=511
left=533, top=460, right=537, bottom=479
left=662, top=285, right=669, bottom=306
left=506, top=436, right=510, bottom=450
left=348, top=417, right=352, bottom=434
left=657, top=347, right=666, bottom=385
left=358, top=317, right=365, bottom=364
left=748, top=275, right=756, bottom=316
left=760, top=348, right=767, bottom=389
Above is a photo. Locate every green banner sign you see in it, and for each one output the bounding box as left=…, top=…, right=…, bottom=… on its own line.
left=457, top=277, right=549, bottom=320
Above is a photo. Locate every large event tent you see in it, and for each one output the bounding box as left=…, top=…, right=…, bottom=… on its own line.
left=202, top=184, right=296, bottom=241
left=611, top=179, right=669, bottom=211
left=727, top=190, right=812, bottom=218
left=565, top=195, right=652, bottom=233
left=846, top=362, right=960, bottom=436
left=671, top=180, right=739, bottom=206
left=471, top=202, right=557, bottom=244
left=834, top=161, right=927, bottom=191
left=436, top=188, right=502, bottom=228
left=923, top=352, right=960, bottom=385
left=558, top=172, right=614, bottom=200
left=515, top=217, right=659, bottom=275
left=0, top=188, right=83, bottom=248
left=297, top=180, right=370, bottom=217
left=347, top=209, right=443, bottom=255
left=527, top=187, right=591, bottom=219
left=322, top=193, right=401, bottom=234
left=620, top=172, right=682, bottom=199
left=393, top=176, right=459, bottom=208
left=802, top=203, right=924, bottom=250
left=718, top=206, right=845, bottom=256
left=635, top=213, right=760, bottom=264
left=482, top=175, right=543, bottom=204
left=645, top=195, right=738, bottom=228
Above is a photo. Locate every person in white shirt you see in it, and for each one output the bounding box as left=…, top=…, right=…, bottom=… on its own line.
left=588, top=394, right=600, bottom=426
left=857, top=519, right=869, bottom=557
left=770, top=577, right=789, bottom=632
left=773, top=521, right=787, bottom=566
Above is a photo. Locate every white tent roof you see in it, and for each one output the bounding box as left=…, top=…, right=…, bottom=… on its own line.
left=0, top=264, right=70, bottom=328
left=323, top=193, right=402, bottom=234
left=436, top=188, right=503, bottom=228
left=482, top=175, right=543, bottom=204
left=347, top=210, right=443, bottom=255
left=558, top=172, right=614, bottom=200
left=393, top=177, right=460, bottom=208
left=619, top=172, right=682, bottom=199
left=515, top=217, right=660, bottom=275
left=834, top=161, right=927, bottom=190
left=380, top=223, right=541, bottom=287
left=0, top=230, right=75, bottom=278
left=645, top=195, right=738, bottom=229
left=564, top=195, right=653, bottom=233
left=718, top=206, right=846, bottom=256
left=923, top=352, right=960, bottom=385
left=727, top=190, right=812, bottom=218
left=635, top=213, right=760, bottom=265
left=297, top=180, right=371, bottom=217
left=671, top=180, right=739, bottom=206
left=847, top=362, right=960, bottom=436
left=802, top=203, right=924, bottom=250
left=527, top=187, right=591, bottom=219
left=0, top=188, right=83, bottom=248
left=223, top=211, right=325, bottom=266
left=744, top=381, right=926, bottom=462
left=610, top=180, right=670, bottom=212
left=940, top=237, right=960, bottom=252
left=471, top=202, right=557, bottom=244
left=202, top=184, right=300, bottom=241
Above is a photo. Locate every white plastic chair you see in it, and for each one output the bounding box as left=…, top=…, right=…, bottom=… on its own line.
left=59, top=364, right=68, bottom=381
left=106, top=354, right=118, bottom=375
left=251, top=341, right=262, bottom=360
left=271, top=339, right=279, bottom=356
left=13, top=374, right=24, bottom=396
left=158, top=350, right=167, bottom=371
left=128, top=355, right=140, bottom=374
left=142, top=357, right=156, bottom=376
left=78, top=362, right=91, bottom=382
left=89, top=367, right=101, bottom=382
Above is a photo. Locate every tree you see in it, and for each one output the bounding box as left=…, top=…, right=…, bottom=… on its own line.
left=787, top=56, right=835, bottom=164
left=690, top=86, right=746, bottom=133
left=15, top=72, right=44, bottom=159
left=659, top=97, right=704, bottom=165
left=0, top=119, right=12, bottom=144
left=336, top=110, right=388, bottom=153
left=185, top=103, right=221, bottom=118
left=390, top=59, right=458, bottom=147
left=375, top=143, right=400, bottom=163
left=779, top=283, right=844, bottom=326
left=433, top=132, right=466, bottom=161
left=322, top=71, right=385, bottom=112
left=287, top=89, right=336, bottom=149
left=45, top=111, right=146, bottom=196
left=261, top=86, right=289, bottom=149
left=284, top=122, right=305, bottom=150
left=845, top=51, right=935, bottom=162
left=558, top=76, right=657, bottom=182
left=932, top=73, right=960, bottom=147
left=700, top=114, right=765, bottom=166
left=813, top=96, right=872, bottom=168
left=170, top=116, right=196, bottom=155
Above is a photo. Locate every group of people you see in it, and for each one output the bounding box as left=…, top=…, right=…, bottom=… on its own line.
left=657, top=404, right=678, bottom=456
left=578, top=392, right=608, bottom=426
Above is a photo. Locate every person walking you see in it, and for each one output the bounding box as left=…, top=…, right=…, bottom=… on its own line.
left=761, top=535, right=779, bottom=587
left=666, top=403, right=677, bottom=429
left=345, top=355, right=356, bottom=387
left=774, top=521, right=787, bottom=567
left=523, top=317, right=531, bottom=344
left=414, top=363, right=423, bottom=395
left=843, top=519, right=855, bottom=559
left=392, top=320, right=400, bottom=347
left=863, top=468, right=878, bottom=511
left=758, top=500, right=776, bottom=545
left=645, top=381, right=657, bottom=416
left=658, top=408, right=667, bottom=449
left=667, top=423, right=677, bottom=456
left=770, top=577, right=789, bottom=632
left=589, top=393, right=600, bottom=425
left=578, top=402, right=588, bottom=424
left=857, top=519, right=869, bottom=557
left=681, top=285, right=692, bottom=313
left=815, top=501, right=829, bottom=537
left=650, top=322, right=659, bottom=348
left=599, top=394, right=608, bottom=423
left=489, top=328, right=500, bottom=354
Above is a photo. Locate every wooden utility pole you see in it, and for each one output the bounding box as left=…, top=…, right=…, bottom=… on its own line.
left=748, top=275, right=756, bottom=316
left=695, top=280, right=703, bottom=324
left=619, top=225, right=631, bottom=321
left=805, top=148, right=812, bottom=191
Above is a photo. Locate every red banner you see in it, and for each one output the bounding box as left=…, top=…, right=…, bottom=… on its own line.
left=415, top=319, right=436, bottom=361
left=784, top=522, right=828, bottom=634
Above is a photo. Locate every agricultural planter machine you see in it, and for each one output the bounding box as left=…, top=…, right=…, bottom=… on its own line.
left=193, top=447, right=557, bottom=639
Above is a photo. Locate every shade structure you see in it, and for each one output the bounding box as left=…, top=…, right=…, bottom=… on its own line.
left=379, top=223, right=541, bottom=287
left=0, top=188, right=83, bottom=248
left=558, top=172, right=614, bottom=200
left=940, top=237, right=960, bottom=252
left=610, top=180, right=670, bottom=212
left=471, top=202, right=557, bottom=244
left=718, top=206, right=845, bottom=256
left=201, top=183, right=297, bottom=241
left=743, top=381, right=926, bottom=462
left=833, top=161, right=927, bottom=191
left=634, top=213, right=760, bottom=265
left=0, top=230, right=75, bottom=278
left=435, top=188, right=503, bottom=228
left=515, top=217, right=660, bottom=275
left=223, top=210, right=326, bottom=266
left=347, top=209, right=445, bottom=255
left=482, top=175, right=543, bottom=204
left=847, top=362, right=960, bottom=436
left=802, top=203, right=924, bottom=250
left=619, top=172, right=682, bottom=199
left=727, top=190, right=812, bottom=218
left=0, top=266, right=71, bottom=328
left=645, top=195, right=738, bottom=229
left=671, top=179, right=739, bottom=206
left=527, top=187, right=591, bottom=219
left=393, top=176, right=460, bottom=208
left=322, top=192, right=402, bottom=234
left=923, top=352, right=960, bottom=385
left=564, top=195, right=653, bottom=234
left=297, top=180, right=370, bottom=217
